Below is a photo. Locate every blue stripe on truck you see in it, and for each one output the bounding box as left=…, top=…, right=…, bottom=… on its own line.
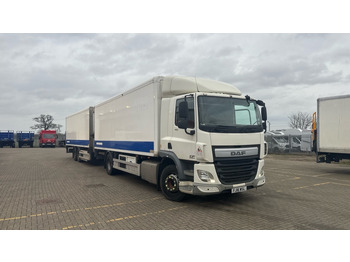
left=66, top=139, right=89, bottom=146
left=94, top=140, right=154, bottom=153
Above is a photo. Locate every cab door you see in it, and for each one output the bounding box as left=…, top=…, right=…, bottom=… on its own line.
left=170, top=95, right=197, bottom=161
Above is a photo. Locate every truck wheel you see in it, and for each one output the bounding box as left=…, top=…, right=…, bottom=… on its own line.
left=73, top=147, right=79, bottom=161
left=160, top=165, right=186, bottom=202
left=106, top=153, right=116, bottom=175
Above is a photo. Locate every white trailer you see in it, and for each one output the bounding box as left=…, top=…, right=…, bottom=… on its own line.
left=66, top=76, right=268, bottom=201
left=313, top=94, right=350, bottom=163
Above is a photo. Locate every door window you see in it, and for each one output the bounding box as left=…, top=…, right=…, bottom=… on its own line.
left=175, top=97, right=194, bottom=128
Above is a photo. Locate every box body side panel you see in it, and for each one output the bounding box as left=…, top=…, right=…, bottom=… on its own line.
left=94, top=82, right=159, bottom=156
left=66, top=108, right=90, bottom=147
left=318, top=96, right=350, bottom=153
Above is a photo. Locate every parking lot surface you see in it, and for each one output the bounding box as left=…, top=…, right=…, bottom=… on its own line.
left=0, top=148, right=349, bottom=230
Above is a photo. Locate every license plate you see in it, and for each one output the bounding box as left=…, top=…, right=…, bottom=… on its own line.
left=231, top=186, right=247, bottom=194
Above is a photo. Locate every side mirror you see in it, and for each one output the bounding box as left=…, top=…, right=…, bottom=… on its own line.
left=261, top=106, right=267, bottom=121
left=179, top=119, right=195, bottom=135
left=177, top=99, right=195, bottom=135
left=178, top=119, right=188, bottom=129
left=262, top=122, right=267, bottom=132
left=179, top=101, right=188, bottom=119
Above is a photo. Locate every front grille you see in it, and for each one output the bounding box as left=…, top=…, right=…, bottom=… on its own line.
left=215, top=158, right=258, bottom=184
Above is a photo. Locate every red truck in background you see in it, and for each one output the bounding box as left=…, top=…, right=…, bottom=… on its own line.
left=39, top=130, right=57, bottom=148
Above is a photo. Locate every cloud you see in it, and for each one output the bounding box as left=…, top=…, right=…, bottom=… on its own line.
left=1, top=33, right=350, bottom=131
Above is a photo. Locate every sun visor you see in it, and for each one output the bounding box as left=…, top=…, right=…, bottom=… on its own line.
left=161, top=76, right=241, bottom=97
left=195, top=78, right=241, bottom=95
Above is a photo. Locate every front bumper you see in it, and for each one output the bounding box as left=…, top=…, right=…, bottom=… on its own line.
left=179, top=175, right=265, bottom=195
left=42, top=143, right=55, bottom=146
left=179, top=160, right=265, bottom=195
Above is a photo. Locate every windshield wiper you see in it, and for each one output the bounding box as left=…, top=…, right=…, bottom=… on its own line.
left=215, top=125, right=236, bottom=131
left=200, top=124, right=262, bottom=133
left=200, top=125, right=236, bottom=132
left=238, top=125, right=263, bottom=132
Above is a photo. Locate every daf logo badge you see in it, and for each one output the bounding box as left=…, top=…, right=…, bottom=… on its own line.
left=231, top=151, right=246, bottom=156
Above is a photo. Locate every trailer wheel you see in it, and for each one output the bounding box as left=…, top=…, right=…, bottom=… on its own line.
left=106, top=153, right=116, bottom=175
left=160, top=165, right=186, bottom=202
left=73, top=147, right=79, bottom=161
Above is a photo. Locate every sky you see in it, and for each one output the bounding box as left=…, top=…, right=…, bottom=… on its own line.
left=1, top=0, right=350, bottom=134
left=1, top=33, right=350, bottom=132
left=0, top=1, right=348, bottom=258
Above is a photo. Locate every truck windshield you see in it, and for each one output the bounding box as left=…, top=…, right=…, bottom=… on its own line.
left=43, top=134, right=55, bottom=139
left=198, top=96, right=263, bottom=133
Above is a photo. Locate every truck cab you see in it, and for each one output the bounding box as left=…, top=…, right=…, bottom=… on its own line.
left=39, top=130, right=57, bottom=148
left=159, top=90, right=267, bottom=199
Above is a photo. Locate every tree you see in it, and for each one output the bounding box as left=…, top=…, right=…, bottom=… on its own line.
left=288, top=112, right=312, bottom=129
left=31, top=114, right=60, bottom=131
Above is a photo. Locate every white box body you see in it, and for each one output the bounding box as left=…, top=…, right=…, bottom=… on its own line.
left=94, top=79, right=161, bottom=156
left=66, top=108, right=90, bottom=148
left=317, top=95, right=350, bottom=154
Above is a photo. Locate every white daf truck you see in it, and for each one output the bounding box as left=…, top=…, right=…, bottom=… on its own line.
left=312, top=94, right=350, bottom=163
left=66, top=76, right=267, bottom=201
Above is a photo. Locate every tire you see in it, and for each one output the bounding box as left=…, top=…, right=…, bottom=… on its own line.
left=106, top=153, right=116, bottom=175
left=160, top=165, right=186, bottom=202
left=73, top=147, right=79, bottom=161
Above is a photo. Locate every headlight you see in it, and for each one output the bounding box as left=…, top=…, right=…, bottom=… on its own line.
left=258, top=167, right=264, bottom=178
left=197, top=170, right=215, bottom=182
